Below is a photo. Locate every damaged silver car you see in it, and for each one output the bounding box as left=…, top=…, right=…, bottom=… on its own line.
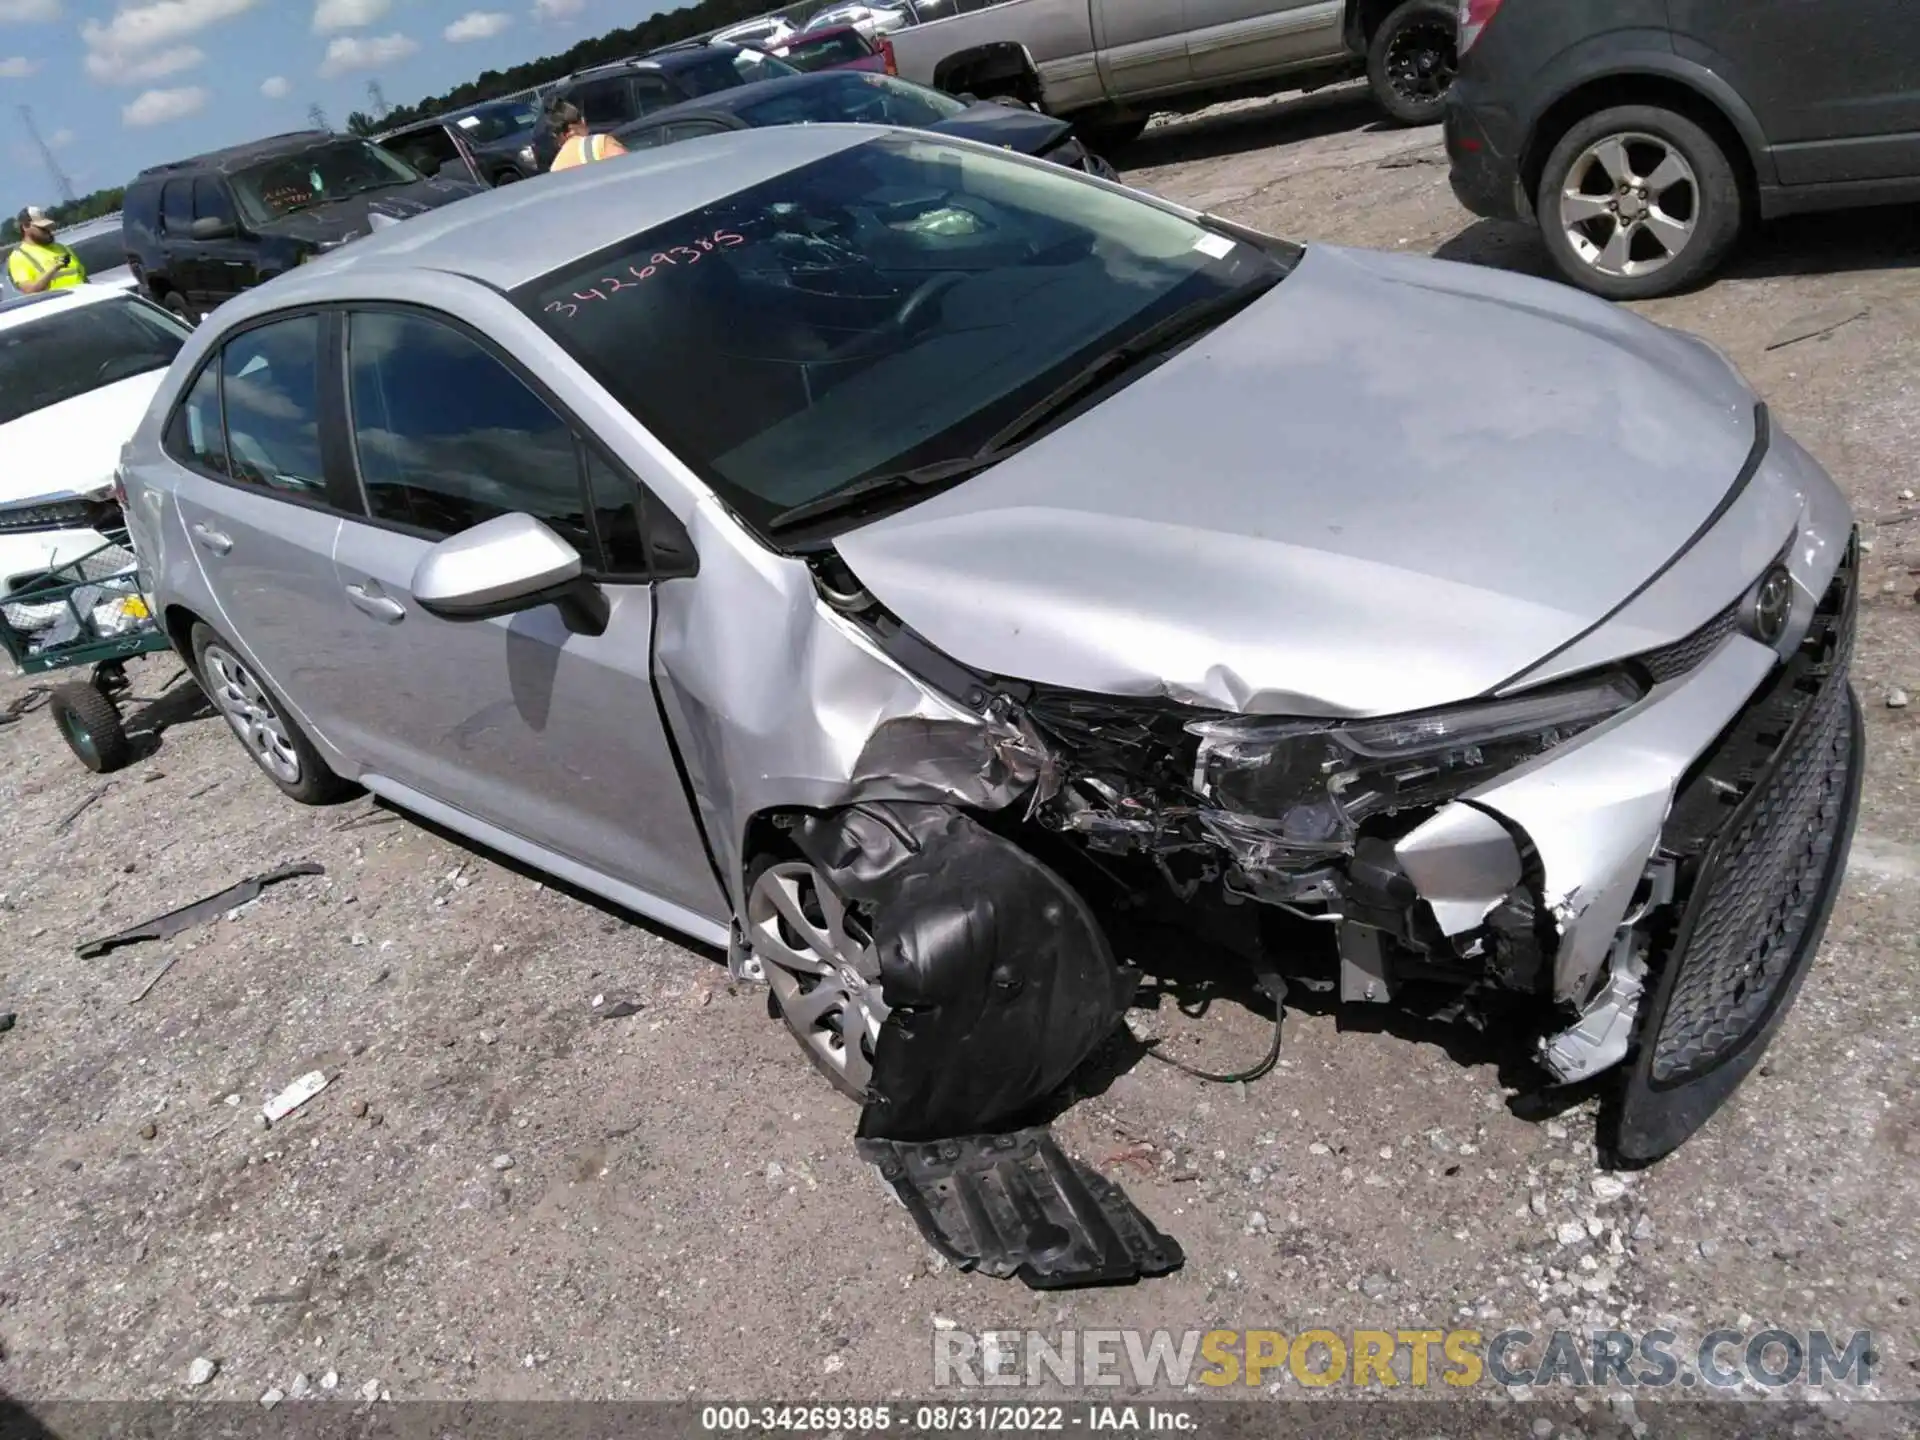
left=120, top=125, right=1862, bottom=1168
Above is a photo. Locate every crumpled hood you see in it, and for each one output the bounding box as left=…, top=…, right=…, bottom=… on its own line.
left=252, top=176, right=480, bottom=245
left=929, top=102, right=1072, bottom=156
left=0, top=369, right=167, bottom=502
left=833, top=244, right=1761, bottom=718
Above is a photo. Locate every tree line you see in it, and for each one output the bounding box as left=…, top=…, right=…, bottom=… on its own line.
left=1, top=186, right=127, bottom=246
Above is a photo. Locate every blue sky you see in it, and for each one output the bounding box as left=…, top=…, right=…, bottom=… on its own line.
left=1, top=0, right=678, bottom=209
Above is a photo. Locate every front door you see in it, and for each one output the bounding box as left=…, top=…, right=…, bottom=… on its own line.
left=1093, top=0, right=1193, bottom=100
left=328, top=305, right=723, bottom=921
left=163, top=312, right=356, bottom=738
left=190, top=177, right=257, bottom=314
left=1669, top=0, right=1920, bottom=184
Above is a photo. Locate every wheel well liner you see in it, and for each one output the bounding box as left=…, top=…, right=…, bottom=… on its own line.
left=1523, top=71, right=1761, bottom=217
left=1346, top=0, right=1408, bottom=49
left=162, top=603, right=202, bottom=671
left=932, top=42, right=1041, bottom=100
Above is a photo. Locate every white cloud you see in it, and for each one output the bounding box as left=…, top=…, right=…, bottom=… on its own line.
left=0, top=0, right=59, bottom=22
left=48, top=125, right=71, bottom=145
left=530, top=0, right=581, bottom=21
left=84, top=41, right=202, bottom=82
left=311, top=0, right=386, bottom=33
left=259, top=72, right=289, bottom=97
left=121, top=82, right=208, bottom=126
left=317, top=29, right=414, bottom=77
left=0, top=52, right=37, bottom=73
left=82, top=0, right=255, bottom=56
left=443, top=8, right=509, bottom=41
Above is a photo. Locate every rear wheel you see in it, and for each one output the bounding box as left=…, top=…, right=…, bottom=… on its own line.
left=1367, top=0, right=1457, bottom=127
left=492, top=169, right=521, bottom=186
left=190, top=622, right=354, bottom=805
left=1535, top=104, right=1744, bottom=300
left=48, top=683, right=132, bottom=774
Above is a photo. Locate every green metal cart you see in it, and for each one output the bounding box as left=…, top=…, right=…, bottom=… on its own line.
left=0, top=497, right=171, bottom=774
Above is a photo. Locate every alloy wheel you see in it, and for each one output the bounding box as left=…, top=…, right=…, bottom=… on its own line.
left=1384, top=17, right=1456, bottom=108
left=1559, top=133, right=1699, bottom=280
left=746, top=860, right=889, bottom=1099
left=202, top=644, right=302, bottom=786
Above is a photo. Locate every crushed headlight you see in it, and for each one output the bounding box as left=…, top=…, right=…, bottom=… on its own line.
left=1188, top=672, right=1644, bottom=862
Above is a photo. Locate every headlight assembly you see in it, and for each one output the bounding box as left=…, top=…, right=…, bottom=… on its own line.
left=1188, top=672, right=1644, bottom=861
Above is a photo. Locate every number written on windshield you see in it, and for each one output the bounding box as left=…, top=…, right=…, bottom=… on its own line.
left=543, top=229, right=745, bottom=317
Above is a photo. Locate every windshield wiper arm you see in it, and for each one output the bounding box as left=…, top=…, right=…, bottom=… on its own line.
left=765, top=452, right=998, bottom=533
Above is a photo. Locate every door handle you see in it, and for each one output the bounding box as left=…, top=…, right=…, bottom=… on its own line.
left=345, top=582, right=406, bottom=624
left=190, top=521, right=232, bottom=555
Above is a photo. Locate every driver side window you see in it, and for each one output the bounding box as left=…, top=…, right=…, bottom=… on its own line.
left=220, top=315, right=328, bottom=497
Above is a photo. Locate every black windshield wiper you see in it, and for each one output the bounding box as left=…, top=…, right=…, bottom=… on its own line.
left=765, top=272, right=1282, bottom=537
left=766, top=452, right=999, bottom=533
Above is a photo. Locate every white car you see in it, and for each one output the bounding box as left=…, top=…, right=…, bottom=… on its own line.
left=712, top=14, right=797, bottom=47
left=0, top=286, right=190, bottom=629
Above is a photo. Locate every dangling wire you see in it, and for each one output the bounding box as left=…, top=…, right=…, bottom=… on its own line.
left=1142, top=964, right=1288, bottom=1085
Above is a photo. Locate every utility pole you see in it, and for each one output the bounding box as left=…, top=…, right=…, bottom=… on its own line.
left=17, top=104, right=76, bottom=206
left=366, top=80, right=389, bottom=118
left=307, top=102, right=330, bottom=131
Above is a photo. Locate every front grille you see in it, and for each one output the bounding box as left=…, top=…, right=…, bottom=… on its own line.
left=1646, top=546, right=1858, bottom=1085
left=1638, top=601, right=1740, bottom=683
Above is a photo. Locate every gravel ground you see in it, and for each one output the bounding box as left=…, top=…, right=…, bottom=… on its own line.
left=2, top=86, right=1917, bottom=1421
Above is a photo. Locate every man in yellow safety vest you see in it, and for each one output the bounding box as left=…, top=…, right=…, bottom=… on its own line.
left=7, top=205, right=86, bottom=294
left=548, top=100, right=628, bottom=171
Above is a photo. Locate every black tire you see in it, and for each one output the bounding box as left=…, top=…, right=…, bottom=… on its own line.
left=492, top=169, right=521, bottom=186
left=1366, top=0, right=1457, bottom=127
left=189, top=622, right=356, bottom=805
left=1078, top=113, right=1149, bottom=152
left=159, top=288, right=197, bottom=326
left=48, top=683, right=133, bottom=774
left=1535, top=104, right=1744, bottom=301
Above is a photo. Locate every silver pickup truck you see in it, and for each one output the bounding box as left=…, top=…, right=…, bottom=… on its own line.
left=887, top=0, right=1456, bottom=139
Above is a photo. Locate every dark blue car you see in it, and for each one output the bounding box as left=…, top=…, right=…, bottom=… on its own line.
left=611, top=70, right=1121, bottom=180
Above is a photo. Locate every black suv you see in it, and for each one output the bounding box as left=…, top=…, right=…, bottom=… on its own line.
left=1446, top=0, right=1920, bottom=298
left=376, top=96, right=546, bottom=188
left=123, top=130, right=482, bottom=322
left=531, top=43, right=799, bottom=170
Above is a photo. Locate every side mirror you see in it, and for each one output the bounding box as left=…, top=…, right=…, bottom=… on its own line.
left=189, top=216, right=236, bottom=240
left=411, top=512, right=609, bottom=635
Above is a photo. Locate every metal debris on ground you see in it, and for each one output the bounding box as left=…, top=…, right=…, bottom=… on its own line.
left=1764, top=305, right=1868, bottom=350
left=54, top=784, right=111, bottom=833
left=331, top=805, right=401, bottom=833
left=860, top=1127, right=1184, bottom=1289
left=594, top=999, right=644, bottom=1020
left=262, top=1070, right=331, bottom=1126
left=185, top=779, right=221, bottom=800
left=75, top=862, right=324, bottom=958
left=0, top=684, right=49, bottom=728
left=128, top=951, right=184, bottom=1004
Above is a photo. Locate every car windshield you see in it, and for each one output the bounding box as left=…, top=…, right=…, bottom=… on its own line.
left=779, top=29, right=875, bottom=70
left=520, top=133, right=1285, bottom=536
left=741, top=73, right=967, bottom=127
left=458, top=101, right=540, bottom=142
left=230, top=140, right=423, bottom=224
left=0, top=296, right=187, bottom=426
left=672, top=48, right=800, bottom=97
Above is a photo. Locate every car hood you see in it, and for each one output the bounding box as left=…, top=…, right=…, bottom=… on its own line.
left=929, top=101, right=1072, bottom=156
left=251, top=176, right=481, bottom=245
left=833, top=244, right=1761, bottom=719
left=0, top=369, right=168, bottom=503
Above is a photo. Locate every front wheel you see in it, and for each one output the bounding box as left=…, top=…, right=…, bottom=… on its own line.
left=1535, top=105, right=1744, bottom=300
left=1367, top=0, right=1457, bottom=127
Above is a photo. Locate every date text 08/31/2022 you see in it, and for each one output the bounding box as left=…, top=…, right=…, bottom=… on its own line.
left=700, top=1404, right=1197, bottom=1432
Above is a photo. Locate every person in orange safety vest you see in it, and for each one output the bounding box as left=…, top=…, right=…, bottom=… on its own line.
left=547, top=100, right=629, bottom=171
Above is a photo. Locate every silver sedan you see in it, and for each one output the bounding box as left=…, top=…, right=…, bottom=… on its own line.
left=119, top=124, right=1861, bottom=1162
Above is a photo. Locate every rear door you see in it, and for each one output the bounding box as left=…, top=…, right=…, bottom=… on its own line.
left=162, top=311, right=359, bottom=739
left=1093, top=0, right=1193, bottom=98
left=1669, top=0, right=1920, bottom=184
left=327, top=304, right=721, bottom=919
left=1183, top=0, right=1348, bottom=83
left=158, top=180, right=201, bottom=307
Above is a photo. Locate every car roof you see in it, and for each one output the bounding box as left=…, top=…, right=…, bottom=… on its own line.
left=247, top=124, right=875, bottom=299
left=0, top=284, right=130, bottom=332
left=572, top=40, right=760, bottom=80
left=621, top=70, right=869, bottom=128
left=378, top=95, right=537, bottom=141
left=133, top=129, right=349, bottom=179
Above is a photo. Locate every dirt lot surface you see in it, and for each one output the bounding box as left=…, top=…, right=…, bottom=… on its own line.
left=2, top=84, right=1918, bottom=1421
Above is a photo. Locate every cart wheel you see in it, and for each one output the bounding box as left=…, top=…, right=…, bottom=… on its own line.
left=48, top=683, right=134, bottom=774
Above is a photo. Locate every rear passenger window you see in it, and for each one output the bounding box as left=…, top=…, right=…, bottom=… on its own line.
left=164, top=363, right=228, bottom=476
left=160, top=181, right=193, bottom=236
left=221, top=316, right=327, bottom=496
left=345, top=309, right=593, bottom=556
